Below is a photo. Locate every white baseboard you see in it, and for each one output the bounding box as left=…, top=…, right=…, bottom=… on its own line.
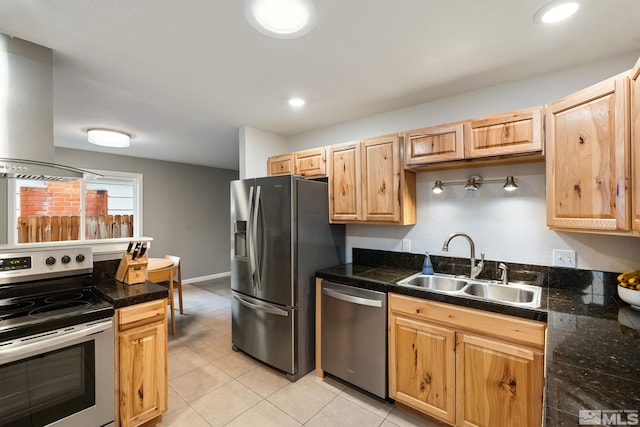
left=183, top=271, right=230, bottom=285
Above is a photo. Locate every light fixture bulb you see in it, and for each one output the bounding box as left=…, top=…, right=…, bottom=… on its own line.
left=432, top=180, right=444, bottom=194
left=288, top=97, right=306, bottom=107
left=464, top=175, right=482, bottom=192
left=245, top=0, right=317, bottom=39
left=87, top=129, right=130, bottom=148
left=534, top=1, right=579, bottom=24
left=503, top=176, right=518, bottom=191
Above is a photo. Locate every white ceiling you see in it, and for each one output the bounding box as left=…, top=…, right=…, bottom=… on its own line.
left=1, top=0, right=639, bottom=171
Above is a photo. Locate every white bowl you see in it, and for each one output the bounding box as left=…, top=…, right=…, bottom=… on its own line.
left=618, top=284, right=640, bottom=310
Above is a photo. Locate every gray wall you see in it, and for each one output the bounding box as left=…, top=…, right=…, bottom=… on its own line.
left=56, top=147, right=238, bottom=280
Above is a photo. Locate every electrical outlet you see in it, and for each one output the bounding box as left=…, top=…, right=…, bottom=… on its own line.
left=553, top=249, right=576, bottom=268
left=402, top=239, right=411, bottom=252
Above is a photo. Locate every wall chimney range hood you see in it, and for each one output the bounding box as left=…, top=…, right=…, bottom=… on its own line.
left=0, top=33, right=95, bottom=181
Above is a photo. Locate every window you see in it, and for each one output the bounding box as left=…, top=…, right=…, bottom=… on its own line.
left=9, top=171, right=142, bottom=245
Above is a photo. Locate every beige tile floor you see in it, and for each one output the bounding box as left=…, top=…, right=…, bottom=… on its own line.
left=158, top=283, right=446, bottom=427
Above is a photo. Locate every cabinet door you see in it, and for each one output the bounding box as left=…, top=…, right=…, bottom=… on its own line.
left=465, top=106, right=544, bottom=159
left=267, top=153, right=294, bottom=176
left=119, top=322, right=167, bottom=427
left=546, top=74, right=630, bottom=231
left=456, top=333, right=543, bottom=427
left=329, top=142, right=362, bottom=221
left=632, top=57, right=640, bottom=231
left=389, top=314, right=456, bottom=425
left=362, top=134, right=401, bottom=222
left=294, top=147, right=326, bottom=177
left=405, top=123, right=464, bottom=166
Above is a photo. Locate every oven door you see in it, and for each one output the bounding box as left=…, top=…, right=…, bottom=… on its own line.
left=0, top=319, right=114, bottom=427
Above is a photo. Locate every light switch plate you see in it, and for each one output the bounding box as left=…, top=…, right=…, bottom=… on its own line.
left=402, top=239, right=411, bottom=252
left=553, top=249, right=576, bottom=268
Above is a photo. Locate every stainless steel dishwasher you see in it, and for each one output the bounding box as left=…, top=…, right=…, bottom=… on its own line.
left=321, top=280, right=387, bottom=398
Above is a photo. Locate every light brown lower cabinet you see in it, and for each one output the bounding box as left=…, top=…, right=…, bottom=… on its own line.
left=115, top=299, right=168, bottom=427
left=388, top=293, right=545, bottom=427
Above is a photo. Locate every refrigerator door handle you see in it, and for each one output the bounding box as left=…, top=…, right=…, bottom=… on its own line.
left=322, top=287, right=383, bottom=308
left=247, top=185, right=256, bottom=289
left=233, top=293, right=289, bottom=317
left=253, top=185, right=262, bottom=290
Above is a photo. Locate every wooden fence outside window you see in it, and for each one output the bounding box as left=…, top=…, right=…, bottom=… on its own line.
left=17, top=215, right=134, bottom=243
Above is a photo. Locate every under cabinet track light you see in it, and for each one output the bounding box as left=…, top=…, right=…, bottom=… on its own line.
left=431, top=175, right=519, bottom=194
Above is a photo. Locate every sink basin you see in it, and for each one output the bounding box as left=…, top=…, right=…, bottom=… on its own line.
left=398, top=274, right=467, bottom=293
left=396, top=273, right=542, bottom=308
left=463, top=282, right=535, bottom=304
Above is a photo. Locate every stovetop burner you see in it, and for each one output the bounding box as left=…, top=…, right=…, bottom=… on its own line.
left=0, top=277, right=114, bottom=342
left=0, top=300, right=35, bottom=319
left=29, top=301, right=92, bottom=318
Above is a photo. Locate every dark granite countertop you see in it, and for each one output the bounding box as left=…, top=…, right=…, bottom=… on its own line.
left=92, top=258, right=169, bottom=309
left=95, top=279, right=168, bottom=309
left=317, top=263, right=548, bottom=322
left=318, top=248, right=640, bottom=426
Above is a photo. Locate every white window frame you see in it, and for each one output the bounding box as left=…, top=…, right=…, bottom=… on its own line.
left=5, top=170, right=147, bottom=256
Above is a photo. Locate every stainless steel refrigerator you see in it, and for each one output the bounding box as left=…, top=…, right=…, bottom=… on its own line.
left=230, top=175, right=345, bottom=381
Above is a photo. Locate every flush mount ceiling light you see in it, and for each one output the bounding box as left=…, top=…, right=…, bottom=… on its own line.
left=87, top=129, right=130, bottom=148
left=534, top=1, right=579, bottom=24
left=288, top=97, right=306, bottom=107
left=245, top=0, right=317, bottom=39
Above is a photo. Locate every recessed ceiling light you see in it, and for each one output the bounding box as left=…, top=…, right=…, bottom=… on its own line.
left=87, top=129, right=130, bottom=148
left=534, top=1, right=579, bottom=24
left=288, top=98, right=305, bottom=107
left=245, top=0, right=316, bottom=39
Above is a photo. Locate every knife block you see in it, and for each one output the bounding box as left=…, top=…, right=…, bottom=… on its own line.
left=115, top=252, right=148, bottom=285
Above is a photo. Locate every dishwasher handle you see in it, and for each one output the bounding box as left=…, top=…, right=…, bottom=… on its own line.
left=322, top=287, right=383, bottom=308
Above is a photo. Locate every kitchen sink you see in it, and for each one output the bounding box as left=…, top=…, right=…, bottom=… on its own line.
left=462, top=282, right=536, bottom=303
left=396, top=273, right=542, bottom=309
left=400, top=275, right=467, bottom=292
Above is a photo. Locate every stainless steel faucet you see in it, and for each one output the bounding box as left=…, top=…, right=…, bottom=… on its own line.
left=498, top=262, right=509, bottom=284
left=442, top=232, right=485, bottom=279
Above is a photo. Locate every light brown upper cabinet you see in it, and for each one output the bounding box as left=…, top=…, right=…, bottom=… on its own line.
left=632, top=57, right=640, bottom=232
left=329, top=135, right=416, bottom=224
left=267, top=153, right=294, bottom=176
left=328, top=141, right=362, bottom=222
left=405, top=122, right=465, bottom=166
left=268, top=147, right=327, bottom=178
left=465, top=106, right=544, bottom=158
left=404, top=107, right=544, bottom=171
left=546, top=72, right=630, bottom=232
left=294, top=147, right=327, bottom=177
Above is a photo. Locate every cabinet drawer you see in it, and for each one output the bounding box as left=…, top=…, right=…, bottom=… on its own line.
left=404, top=122, right=464, bottom=165
left=388, top=293, right=545, bottom=349
left=118, top=299, right=166, bottom=331
left=465, top=106, right=544, bottom=158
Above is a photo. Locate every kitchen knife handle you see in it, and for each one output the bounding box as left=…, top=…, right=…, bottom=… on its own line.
left=127, top=241, right=134, bottom=253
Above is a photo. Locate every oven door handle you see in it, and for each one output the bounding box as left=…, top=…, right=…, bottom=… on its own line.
left=0, top=319, right=113, bottom=365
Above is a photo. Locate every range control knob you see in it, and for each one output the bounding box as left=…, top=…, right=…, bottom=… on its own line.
left=45, top=256, right=56, bottom=266
left=76, top=254, right=86, bottom=263
left=61, top=255, right=71, bottom=264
